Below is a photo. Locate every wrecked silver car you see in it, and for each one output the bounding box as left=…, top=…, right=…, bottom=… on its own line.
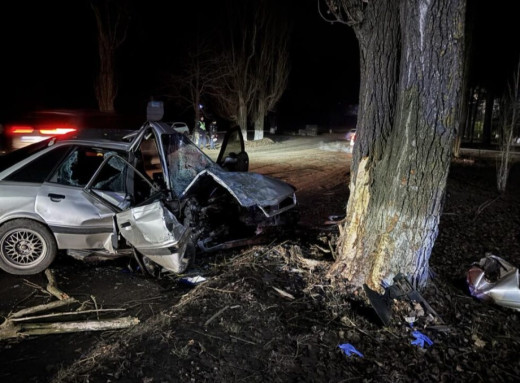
left=0, top=122, right=297, bottom=275
left=467, top=254, right=520, bottom=311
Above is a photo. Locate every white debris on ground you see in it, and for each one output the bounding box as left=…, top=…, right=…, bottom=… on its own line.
left=318, top=140, right=353, bottom=153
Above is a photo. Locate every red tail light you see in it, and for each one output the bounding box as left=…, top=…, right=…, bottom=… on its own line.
left=39, top=128, right=77, bottom=135
left=38, top=123, right=77, bottom=135
left=8, top=125, right=34, bottom=134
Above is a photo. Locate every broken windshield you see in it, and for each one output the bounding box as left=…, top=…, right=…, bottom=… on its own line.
left=162, top=133, right=220, bottom=196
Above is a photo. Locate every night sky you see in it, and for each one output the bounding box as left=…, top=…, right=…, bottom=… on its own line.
left=0, top=0, right=517, bottom=130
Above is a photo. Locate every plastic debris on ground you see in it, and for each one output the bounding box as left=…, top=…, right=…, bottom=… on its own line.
left=466, top=254, right=520, bottom=311
left=411, top=330, right=434, bottom=348
left=363, top=273, right=443, bottom=327
left=179, top=275, right=207, bottom=286
left=338, top=343, right=364, bottom=358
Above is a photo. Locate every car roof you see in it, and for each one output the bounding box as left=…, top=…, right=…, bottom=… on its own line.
left=1, top=121, right=175, bottom=164
left=52, top=138, right=132, bottom=151
left=63, top=128, right=137, bottom=143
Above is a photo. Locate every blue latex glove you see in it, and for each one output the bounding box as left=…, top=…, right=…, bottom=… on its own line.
left=338, top=343, right=364, bottom=358
left=411, top=331, right=433, bottom=348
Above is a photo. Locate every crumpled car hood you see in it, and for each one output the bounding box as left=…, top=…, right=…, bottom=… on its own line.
left=181, top=169, right=295, bottom=208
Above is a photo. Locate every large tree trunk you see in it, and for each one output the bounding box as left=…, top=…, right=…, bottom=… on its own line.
left=329, top=0, right=465, bottom=290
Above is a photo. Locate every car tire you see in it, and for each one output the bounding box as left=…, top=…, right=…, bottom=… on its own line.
left=0, top=219, right=57, bottom=275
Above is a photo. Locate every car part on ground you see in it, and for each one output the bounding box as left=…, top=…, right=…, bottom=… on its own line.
left=363, top=273, right=443, bottom=326
left=467, top=254, right=520, bottom=311
left=0, top=122, right=298, bottom=275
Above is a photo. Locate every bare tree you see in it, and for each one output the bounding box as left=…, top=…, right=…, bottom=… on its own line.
left=251, top=3, right=291, bottom=141
left=91, top=0, right=130, bottom=112
left=210, top=53, right=252, bottom=138
left=209, top=1, right=259, bottom=140
left=168, top=43, right=225, bottom=128
left=321, top=0, right=465, bottom=289
left=211, top=0, right=290, bottom=141
left=497, top=60, right=520, bottom=192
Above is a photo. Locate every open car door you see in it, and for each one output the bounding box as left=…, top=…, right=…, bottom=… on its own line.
left=86, top=154, right=191, bottom=273
left=216, top=126, right=249, bottom=172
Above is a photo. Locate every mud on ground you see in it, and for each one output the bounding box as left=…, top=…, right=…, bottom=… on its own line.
left=1, top=135, right=520, bottom=382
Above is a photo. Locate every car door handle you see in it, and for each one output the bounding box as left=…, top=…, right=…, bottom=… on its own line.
left=48, top=193, right=66, bottom=202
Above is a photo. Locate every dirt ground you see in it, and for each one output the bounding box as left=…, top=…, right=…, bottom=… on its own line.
left=1, top=133, right=520, bottom=383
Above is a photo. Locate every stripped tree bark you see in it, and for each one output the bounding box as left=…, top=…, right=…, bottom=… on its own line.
left=45, top=269, right=70, bottom=300
left=0, top=270, right=138, bottom=339
left=1, top=317, right=139, bottom=339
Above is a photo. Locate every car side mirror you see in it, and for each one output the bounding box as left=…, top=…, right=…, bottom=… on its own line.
left=222, top=151, right=249, bottom=172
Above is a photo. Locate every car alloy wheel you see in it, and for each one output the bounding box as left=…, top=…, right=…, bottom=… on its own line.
left=0, top=219, right=57, bottom=275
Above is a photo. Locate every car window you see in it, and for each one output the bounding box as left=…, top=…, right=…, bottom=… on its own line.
left=0, top=138, right=58, bottom=173
left=90, top=155, right=158, bottom=209
left=49, top=146, right=108, bottom=187
left=4, top=145, right=71, bottom=183
left=219, top=129, right=243, bottom=160
left=161, top=132, right=218, bottom=196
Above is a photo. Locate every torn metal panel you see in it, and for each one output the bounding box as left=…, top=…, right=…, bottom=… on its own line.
left=467, top=254, right=520, bottom=311
left=182, top=169, right=296, bottom=214
left=116, top=201, right=190, bottom=273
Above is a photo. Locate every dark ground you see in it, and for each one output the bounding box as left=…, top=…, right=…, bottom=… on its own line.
left=1, top=152, right=520, bottom=383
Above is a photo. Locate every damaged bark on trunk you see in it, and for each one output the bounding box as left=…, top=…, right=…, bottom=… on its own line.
left=327, top=0, right=465, bottom=290
left=238, top=94, right=248, bottom=140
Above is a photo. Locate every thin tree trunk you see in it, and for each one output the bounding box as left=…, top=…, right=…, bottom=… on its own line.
left=454, top=10, right=473, bottom=158
left=468, top=89, right=481, bottom=143
left=254, top=99, right=266, bottom=141
left=483, top=91, right=494, bottom=146
left=91, top=1, right=129, bottom=113
left=238, top=94, right=248, bottom=141
left=96, top=45, right=116, bottom=112
left=497, top=61, right=520, bottom=192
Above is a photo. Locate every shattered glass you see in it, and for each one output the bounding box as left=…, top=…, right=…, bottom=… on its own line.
left=162, top=133, right=220, bottom=196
